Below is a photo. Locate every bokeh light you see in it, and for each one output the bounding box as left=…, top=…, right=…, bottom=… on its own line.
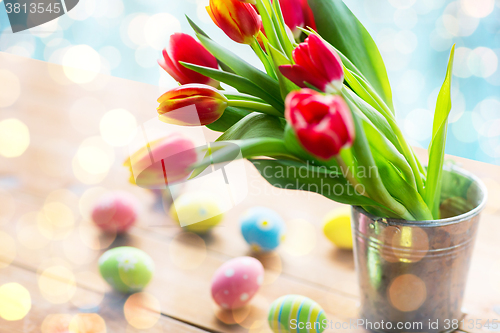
left=100, top=109, right=138, bottom=147
left=0, top=283, right=31, bottom=321
left=388, top=274, right=427, bottom=311
left=123, top=292, right=161, bottom=329
left=38, top=202, right=75, bottom=240
left=460, top=0, right=495, bottom=18
left=0, top=119, right=30, bottom=158
left=144, top=13, right=182, bottom=50
left=72, top=137, right=115, bottom=185
left=38, top=265, right=76, bottom=304
left=69, top=313, right=107, bottom=333
left=41, top=314, right=73, bottom=333
left=62, top=45, right=101, bottom=84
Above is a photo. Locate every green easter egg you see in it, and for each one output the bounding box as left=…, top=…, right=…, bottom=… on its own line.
left=268, top=295, right=327, bottom=333
left=170, top=192, right=224, bottom=234
left=98, top=246, right=154, bottom=293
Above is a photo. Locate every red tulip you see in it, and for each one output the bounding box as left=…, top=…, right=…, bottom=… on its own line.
left=124, top=134, right=198, bottom=188
left=285, top=89, right=354, bottom=160
left=300, top=0, right=316, bottom=31
left=279, top=34, right=344, bottom=93
left=207, top=0, right=262, bottom=44
left=159, top=33, right=219, bottom=87
left=157, top=84, right=228, bottom=126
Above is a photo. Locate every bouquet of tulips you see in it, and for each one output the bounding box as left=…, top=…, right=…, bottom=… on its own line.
left=141, top=0, right=457, bottom=221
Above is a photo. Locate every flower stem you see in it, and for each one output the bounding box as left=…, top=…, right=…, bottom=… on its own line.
left=228, top=100, right=283, bottom=117
left=335, top=155, right=368, bottom=198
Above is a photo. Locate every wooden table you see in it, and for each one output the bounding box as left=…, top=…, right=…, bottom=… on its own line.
left=0, top=52, right=499, bottom=333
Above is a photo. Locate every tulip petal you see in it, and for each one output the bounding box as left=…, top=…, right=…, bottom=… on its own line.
left=307, top=34, right=343, bottom=83
left=158, top=49, right=191, bottom=84
left=279, top=64, right=327, bottom=90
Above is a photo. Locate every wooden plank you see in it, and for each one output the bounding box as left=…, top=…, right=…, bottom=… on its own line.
left=0, top=264, right=208, bottom=333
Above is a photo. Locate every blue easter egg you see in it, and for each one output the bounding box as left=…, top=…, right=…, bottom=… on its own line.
left=240, top=207, right=286, bottom=252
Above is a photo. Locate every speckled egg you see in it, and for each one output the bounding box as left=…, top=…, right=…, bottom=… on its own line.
left=92, top=192, right=138, bottom=234
left=211, top=256, right=264, bottom=310
left=240, top=207, right=286, bottom=252
left=268, top=295, right=327, bottom=333
left=322, top=207, right=353, bottom=250
left=98, top=247, right=154, bottom=293
left=170, top=192, right=224, bottom=234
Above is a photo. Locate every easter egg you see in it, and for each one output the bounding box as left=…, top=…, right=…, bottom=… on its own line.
left=98, top=247, right=154, bottom=293
left=92, top=192, right=138, bottom=233
left=211, top=256, right=264, bottom=310
left=268, top=295, right=327, bottom=333
left=240, top=207, right=286, bottom=252
left=170, top=192, right=224, bottom=234
left=322, top=207, right=353, bottom=250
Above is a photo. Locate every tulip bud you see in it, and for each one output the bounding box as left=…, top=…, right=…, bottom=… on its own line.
left=157, top=84, right=228, bottom=126
left=159, top=33, right=219, bottom=87
left=124, top=134, right=198, bottom=188
left=285, top=89, right=354, bottom=160
left=207, top=0, right=262, bottom=44
left=279, top=34, right=344, bottom=93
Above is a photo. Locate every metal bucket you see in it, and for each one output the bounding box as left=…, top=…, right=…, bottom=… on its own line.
left=351, top=166, right=487, bottom=333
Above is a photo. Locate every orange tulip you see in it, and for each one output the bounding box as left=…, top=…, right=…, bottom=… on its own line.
left=157, top=84, right=228, bottom=126
left=207, top=0, right=262, bottom=44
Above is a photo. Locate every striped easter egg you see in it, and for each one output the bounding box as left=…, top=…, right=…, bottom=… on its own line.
left=268, top=295, right=327, bottom=333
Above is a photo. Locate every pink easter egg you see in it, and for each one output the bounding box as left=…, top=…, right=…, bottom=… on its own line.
left=91, top=192, right=138, bottom=233
left=211, top=256, right=264, bottom=310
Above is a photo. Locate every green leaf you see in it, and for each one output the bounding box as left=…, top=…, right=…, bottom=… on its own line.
left=350, top=111, right=414, bottom=220
left=255, top=0, right=284, bottom=54
left=372, top=152, right=432, bottom=220
left=217, top=112, right=285, bottom=141
left=424, top=45, right=456, bottom=219
left=271, top=0, right=295, bottom=59
left=190, top=138, right=296, bottom=178
left=206, top=107, right=251, bottom=132
left=343, top=87, right=402, bottom=154
left=250, top=159, right=383, bottom=207
left=195, top=33, right=283, bottom=107
left=186, top=15, right=235, bottom=74
left=307, top=0, right=394, bottom=111
left=180, top=62, right=284, bottom=111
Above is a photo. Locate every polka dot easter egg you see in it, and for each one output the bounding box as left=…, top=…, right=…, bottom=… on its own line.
left=322, top=206, right=353, bottom=250
left=98, top=247, right=154, bottom=293
left=240, top=207, right=286, bottom=252
left=268, top=295, right=327, bottom=333
left=211, top=256, right=264, bottom=310
left=170, top=192, right=224, bottom=234
left=92, top=192, right=138, bottom=234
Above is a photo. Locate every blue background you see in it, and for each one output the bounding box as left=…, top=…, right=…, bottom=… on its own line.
left=0, top=0, right=499, bottom=165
